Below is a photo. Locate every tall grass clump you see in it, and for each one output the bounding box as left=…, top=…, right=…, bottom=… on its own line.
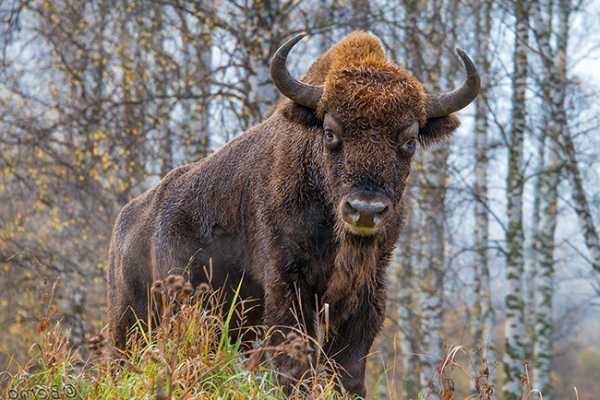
left=2, top=275, right=352, bottom=399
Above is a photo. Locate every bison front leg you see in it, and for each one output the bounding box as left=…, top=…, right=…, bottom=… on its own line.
left=328, top=292, right=385, bottom=397
left=262, top=279, right=316, bottom=391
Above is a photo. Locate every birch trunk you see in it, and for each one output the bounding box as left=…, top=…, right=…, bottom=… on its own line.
left=527, top=0, right=550, bottom=387
left=503, top=2, right=529, bottom=399
left=531, top=1, right=571, bottom=397
left=526, top=127, right=545, bottom=366
left=395, top=203, right=421, bottom=399
left=471, top=1, right=496, bottom=397
left=244, top=0, right=284, bottom=125
left=394, top=3, right=422, bottom=396
left=418, top=2, right=451, bottom=397
left=150, top=4, right=173, bottom=177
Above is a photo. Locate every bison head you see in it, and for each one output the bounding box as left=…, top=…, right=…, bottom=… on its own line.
left=271, top=32, right=479, bottom=237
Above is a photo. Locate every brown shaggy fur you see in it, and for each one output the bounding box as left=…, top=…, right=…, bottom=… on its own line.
left=317, top=32, right=427, bottom=126
left=107, top=31, right=462, bottom=397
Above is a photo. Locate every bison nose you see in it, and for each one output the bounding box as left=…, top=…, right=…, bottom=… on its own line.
left=346, top=198, right=388, bottom=217
left=341, top=193, right=392, bottom=235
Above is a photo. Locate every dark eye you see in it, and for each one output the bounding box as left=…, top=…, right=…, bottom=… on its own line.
left=401, top=138, right=417, bottom=155
left=324, top=128, right=341, bottom=149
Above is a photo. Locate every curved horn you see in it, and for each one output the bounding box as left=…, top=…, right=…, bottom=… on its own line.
left=425, top=48, right=480, bottom=118
left=270, top=33, right=323, bottom=109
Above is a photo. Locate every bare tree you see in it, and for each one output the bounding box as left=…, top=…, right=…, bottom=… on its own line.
left=504, top=1, right=530, bottom=399
left=530, top=1, right=571, bottom=398
left=471, top=0, right=497, bottom=397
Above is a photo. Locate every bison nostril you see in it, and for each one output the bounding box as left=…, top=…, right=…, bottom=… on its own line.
left=345, top=200, right=357, bottom=213
left=347, top=199, right=388, bottom=216
left=344, top=200, right=361, bottom=222
left=342, top=194, right=392, bottom=232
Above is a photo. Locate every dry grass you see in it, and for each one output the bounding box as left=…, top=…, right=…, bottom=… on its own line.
left=1, top=275, right=354, bottom=400
left=4, top=274, right=572, bottom=400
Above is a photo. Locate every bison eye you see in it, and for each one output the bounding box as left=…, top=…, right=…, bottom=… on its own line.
left=324, top=128, right=341, bottom=150
left=401, top=138, right=417, bottom=155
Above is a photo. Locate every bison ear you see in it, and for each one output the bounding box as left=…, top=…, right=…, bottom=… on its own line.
left=418, top=114, right=460, bottom=148
left=280, top=101, right=321, bottom=128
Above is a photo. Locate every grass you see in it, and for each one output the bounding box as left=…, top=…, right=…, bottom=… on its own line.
left=2, top=275, right=351, bottom=400
left=2, top=273, right=561, bottom=400
left=2, top=274, right=522, bottom=400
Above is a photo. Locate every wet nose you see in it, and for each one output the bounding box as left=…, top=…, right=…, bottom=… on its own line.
left=346, top=198, right=388, bottom=217
left=342, top=193, right=391, bottom=229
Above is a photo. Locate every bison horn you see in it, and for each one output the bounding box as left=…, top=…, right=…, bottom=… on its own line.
left=425, top=48, right=480, bottom=118
left=271, top=33, right=323, bottom=109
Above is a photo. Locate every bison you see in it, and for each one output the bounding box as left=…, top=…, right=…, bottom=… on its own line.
left=107, top=31, right=479, bottom=396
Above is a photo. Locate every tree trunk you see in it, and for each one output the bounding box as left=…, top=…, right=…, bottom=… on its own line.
left=503, top=2, right=529, bottom=399
left=417, top=2, right=451, bottom=398
left=244, top=0, right=285, bottom=126
left=526, top=119, right=545, bottom=368
left=394, top=3, right=422, bottom=397
left=531, top=1, right=571, bottom=397
left=471, top=1, right=496, bottom=397
left=395, top=207, right=421, bottom=399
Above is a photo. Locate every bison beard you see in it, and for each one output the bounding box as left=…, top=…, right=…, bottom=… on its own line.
left=327, top=227, right=380, bottom=313
left=107, top=31, right=479, bottom=397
